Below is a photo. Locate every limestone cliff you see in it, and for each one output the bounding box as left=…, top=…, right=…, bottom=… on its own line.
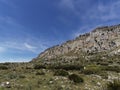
left=35, top=24, right=120, bottom=61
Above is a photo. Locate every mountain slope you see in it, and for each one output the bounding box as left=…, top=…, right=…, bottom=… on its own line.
left=33, top=24, right=120, bottom=64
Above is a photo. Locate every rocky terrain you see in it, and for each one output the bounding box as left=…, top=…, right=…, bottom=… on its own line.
left=33, top=24, right=120, bottom=65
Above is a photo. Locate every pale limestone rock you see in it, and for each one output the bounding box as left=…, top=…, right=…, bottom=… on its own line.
left=35, top=24, right=120, bottom=62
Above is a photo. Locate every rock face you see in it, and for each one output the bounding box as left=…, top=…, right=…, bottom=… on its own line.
left=35, top=24, right=120, bottom=62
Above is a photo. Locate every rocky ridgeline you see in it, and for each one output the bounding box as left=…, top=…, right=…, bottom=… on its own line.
left=35, top=24, right=120, bottom=61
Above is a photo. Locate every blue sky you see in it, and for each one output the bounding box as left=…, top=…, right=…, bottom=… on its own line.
left=0, top=0, right=120, bottom=62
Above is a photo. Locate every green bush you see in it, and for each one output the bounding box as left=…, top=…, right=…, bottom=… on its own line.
left=36, top=71, right=45, bottom=75
left=54, top=70, right=69, bottom=76
left=82, top=65, right=101, bottom=75
left=8, top=73, right=18, bottom=79
left=103, top=79, right=120, bottom=90
left=68, top=74, right=84, bottom=83
left=102, top=66, right=120, bottom=73
left=0, top=65, right=8, bottom=70
left=19, top=74, right=26, bottom=78
left=53, top=65, right=84, bottom=70
left=82, top=69, right=96, bottom=75
left=97, top=62, right=109, bottom=66
left=25, top=84, right=33, bottom=90
left=98, top=72, right=108, bottom=79
left=26, top=66, right=33, bottom=69
left=3, top=62, right=11, bottom=65
left=34, top=64, right=46, bottom=69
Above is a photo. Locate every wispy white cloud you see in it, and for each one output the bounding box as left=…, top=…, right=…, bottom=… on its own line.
left=59, top=0, right=120, bottom=38
left=24, top=43, right=37, bottom=53
left=0, top=46, right=6, bottom=53
left=0, top=40, right=48, bottom=54
left=24, top=43, right=36, bottom=50
left=84, top=0, right=120, bottom=21
left=59, top=0, right=120, bottom=21
left=0, top=16, right=49, bottom=54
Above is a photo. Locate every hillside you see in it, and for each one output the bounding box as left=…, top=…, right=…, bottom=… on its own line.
left=33, top=24, right=120, bottom=66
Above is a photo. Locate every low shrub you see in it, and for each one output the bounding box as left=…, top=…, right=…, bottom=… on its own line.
left=82, top=65, right=101, bottom=75
left=37, top=80, right=42, bottom=85
left=54, top=69, right=69, bottom=76
left=34, top=64, right=46, bottom=69
left=98, top=72, right=108, bottom=79
left=82, top=69, right=97, bottom=75
left=68, top=74, right=84, bottom=83
left=3, top=62, right=11, bottom=65
left=103, top=79, right=120, bottom=90
left=25, top=84, right=33, bottom=90
left=53, top=65, right=84, bottom=70
left=0, top=65, right=8, bottom=70
left=36, top=71, right=45, bottom=75
left=98, top=62, right=109, bottom=66
left=19, top=74, right=26, bottom=78
left=26, top=66, right=33, bottom=69
left=8, top=73, right=18, bottom=79
left=102, top=66, right=120, bottom=73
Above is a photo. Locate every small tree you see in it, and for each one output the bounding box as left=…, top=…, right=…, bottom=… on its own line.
left=54, top=70, right=69, bottom=76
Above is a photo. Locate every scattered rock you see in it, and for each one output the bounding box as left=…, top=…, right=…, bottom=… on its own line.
left=0, top=81, right=11, bottom=88
left=97, top=82, right=101, bottom=87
